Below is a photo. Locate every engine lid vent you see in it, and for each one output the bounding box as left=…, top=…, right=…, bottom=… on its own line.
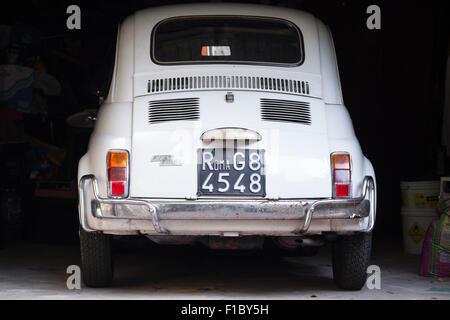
left=260, top=98, right=311, bottom=125
left=148, top=75, right=310, bottom=96
left=148, top=98, right=200, bottom=124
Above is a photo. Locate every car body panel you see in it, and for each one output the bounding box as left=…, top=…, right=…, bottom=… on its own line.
left=130, top=91, right=331, bottom=199
left=77, top=3, right=376, bottom=236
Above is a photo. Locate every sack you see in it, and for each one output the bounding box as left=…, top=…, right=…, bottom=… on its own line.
left=437, top=192, right=450, bottom=216
left=420, top=198, right=450, bottom=277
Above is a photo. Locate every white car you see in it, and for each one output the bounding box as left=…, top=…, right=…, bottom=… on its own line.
left=78, top=3, right=376, bottom=290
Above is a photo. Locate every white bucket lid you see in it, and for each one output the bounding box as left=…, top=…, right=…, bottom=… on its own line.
left=400, top=209, right=438, bottom=217
left=400, top=180, right=440, bottom=191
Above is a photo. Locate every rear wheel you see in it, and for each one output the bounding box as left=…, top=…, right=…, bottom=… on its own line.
left=79, top=228, right=113, bottom=287
left=332, top=232, right=372, bottom=290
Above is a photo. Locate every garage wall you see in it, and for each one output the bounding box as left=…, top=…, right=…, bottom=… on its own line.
left=303, top=0, right=449, bottom=234
left=1, top=0, right=448, bottom=236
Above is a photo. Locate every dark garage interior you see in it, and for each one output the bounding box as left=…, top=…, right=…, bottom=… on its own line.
left=0, top=0, right=449, bottom=299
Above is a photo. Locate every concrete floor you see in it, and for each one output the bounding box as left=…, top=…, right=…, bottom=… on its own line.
left=0, top=236, right=449, bottom=300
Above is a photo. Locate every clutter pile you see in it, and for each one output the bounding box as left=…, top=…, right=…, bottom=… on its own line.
left=420, top=178, right=450, bottom=277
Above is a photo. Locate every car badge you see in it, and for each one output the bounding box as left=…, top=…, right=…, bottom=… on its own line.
left=225, top=92, right=234, bottom=103
left=151, top=155, right=183, bottom=166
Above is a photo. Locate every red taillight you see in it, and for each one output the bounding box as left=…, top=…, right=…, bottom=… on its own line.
left=111, top=182, right=125, bottom=195
left=332, top=153, right=351, bottom=198
left=108, top=167, right=127, bottom=181
left=107, top=150, right=128, bottom=197
left=335, top=184, right=349, bottom=197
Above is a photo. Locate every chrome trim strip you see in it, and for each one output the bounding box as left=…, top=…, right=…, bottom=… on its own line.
left=201, top=127, right=262, bottom=141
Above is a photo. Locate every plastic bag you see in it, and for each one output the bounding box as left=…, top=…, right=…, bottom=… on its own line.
left=420, top=193, right=450, bottom=277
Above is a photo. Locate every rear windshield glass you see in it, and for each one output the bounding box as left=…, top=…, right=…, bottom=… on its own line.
left=152, top=16, right=303, bottom=66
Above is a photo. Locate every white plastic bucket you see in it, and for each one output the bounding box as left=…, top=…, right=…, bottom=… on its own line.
left=401, top=209, right=437, bottom=254
left=400, top=180, right=440, bottom=210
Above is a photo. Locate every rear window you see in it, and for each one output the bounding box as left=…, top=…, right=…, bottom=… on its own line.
left=151, top=16, right=303, bottom=66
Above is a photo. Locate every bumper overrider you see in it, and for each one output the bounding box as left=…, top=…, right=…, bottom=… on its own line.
left=78, top=175, right=375, bottom=235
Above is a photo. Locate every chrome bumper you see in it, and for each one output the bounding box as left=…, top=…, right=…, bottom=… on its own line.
left=78, top=175, right=375, bottom=235
left=79, top=175, right=375, bottom=234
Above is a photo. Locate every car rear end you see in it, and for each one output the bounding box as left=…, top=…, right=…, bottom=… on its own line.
left=77, top=4, right=376, bottom=289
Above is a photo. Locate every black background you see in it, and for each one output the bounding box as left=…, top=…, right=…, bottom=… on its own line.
left=0, top=0, right=449, bottom=238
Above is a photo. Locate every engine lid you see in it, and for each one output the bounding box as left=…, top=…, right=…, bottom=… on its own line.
left=130, top=90, right=331, bottom=199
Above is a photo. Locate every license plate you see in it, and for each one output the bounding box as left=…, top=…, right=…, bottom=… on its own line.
left=198, top=149, right=266, bottom=196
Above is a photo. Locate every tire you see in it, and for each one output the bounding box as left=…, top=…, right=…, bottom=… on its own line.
left=79, top=228, right=113, bottom=287
left=296, top=245, right=320, bottom=256
left=332, top=232, right=372, bottom=290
